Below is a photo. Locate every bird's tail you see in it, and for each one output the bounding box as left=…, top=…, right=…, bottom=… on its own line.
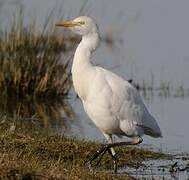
left=137, top=124, right=162, bottom=138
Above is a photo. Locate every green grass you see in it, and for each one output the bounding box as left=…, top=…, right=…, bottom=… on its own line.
left=0, top=120, right=170, bottom=179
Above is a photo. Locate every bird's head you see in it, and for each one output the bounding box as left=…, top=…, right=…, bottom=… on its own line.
left=56, top=16, right=98, bottom=36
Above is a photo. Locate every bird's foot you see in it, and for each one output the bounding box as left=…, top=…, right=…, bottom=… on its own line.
left=86, top=161, right=93, bottom=172
left=107, top=148, right=118, bottom=174
left=86, top=145, right=119, bottom=173
left=86, top=145, right=109, bottom=170
left=112, top=154, right=118, bottom=173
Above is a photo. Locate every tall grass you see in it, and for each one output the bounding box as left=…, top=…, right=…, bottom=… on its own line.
left=0, top=11, right=77, bottom=100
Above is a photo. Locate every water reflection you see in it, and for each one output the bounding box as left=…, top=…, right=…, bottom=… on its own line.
left=0, top=87, right=188, bottom=154
left=0, top=97, right=76, bottom=132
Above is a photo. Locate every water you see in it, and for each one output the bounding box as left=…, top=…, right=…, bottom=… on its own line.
left=67, top=91, right=189, bottom=154
left=1, top=0, right=189, bottom=178
left=123, top=157, right=189, bottom=179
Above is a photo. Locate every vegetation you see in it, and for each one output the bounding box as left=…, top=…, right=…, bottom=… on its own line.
left=0, top=9, right=187, bottom=101
left=0, top=11, right=79, bottom=100
left=130, top=78, right=189, bottom=99
left=0, top=119, right=169, bottom=180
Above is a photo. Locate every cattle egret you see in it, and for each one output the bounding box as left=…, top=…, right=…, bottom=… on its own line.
left=56, top=16, right=162, bottom=173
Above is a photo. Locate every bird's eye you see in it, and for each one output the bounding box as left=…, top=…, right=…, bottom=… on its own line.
left=78, top=21, right=85, bottom=25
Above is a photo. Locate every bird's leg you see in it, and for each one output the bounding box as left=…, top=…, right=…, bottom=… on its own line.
left=88, top=134, right=113, bottom=168
left=107, top=148, right=118, bottom=173
left=95, top=146, right=109, bottom=167
left=87, top=136, right=143, bottom=172
left=107, top=136, right=143, bottom=149
left=93, top=147, right=118, bottom=173
left=106, top=137, right=142, bottom=173
left=87, top=144, right=109, bottom=168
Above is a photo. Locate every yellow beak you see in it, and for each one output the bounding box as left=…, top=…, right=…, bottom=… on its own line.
left=55, top=21, right=84, bottom=27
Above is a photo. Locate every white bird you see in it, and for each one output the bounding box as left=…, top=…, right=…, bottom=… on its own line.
left=56, top=16, right=162, bottom=173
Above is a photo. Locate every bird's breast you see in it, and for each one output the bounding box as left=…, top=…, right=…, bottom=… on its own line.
left=72, top=67, right=96, bottom=100
left=72, top=75, right=87, bottom=100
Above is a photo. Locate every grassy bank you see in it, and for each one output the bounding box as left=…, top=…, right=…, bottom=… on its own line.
left=0, top=120, right=169, bottom=180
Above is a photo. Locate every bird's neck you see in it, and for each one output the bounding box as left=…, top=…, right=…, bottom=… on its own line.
left=71, top=32, right=99, bottom=99
left=72, top=32, right=99, bottom=74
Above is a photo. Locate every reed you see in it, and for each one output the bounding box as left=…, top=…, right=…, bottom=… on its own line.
left=129, top=75, right=189, bottom=99
left=0, top=11, right=77, bottom=100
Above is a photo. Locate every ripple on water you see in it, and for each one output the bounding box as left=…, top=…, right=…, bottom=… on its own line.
left=119, top=156, right=189, bottom=180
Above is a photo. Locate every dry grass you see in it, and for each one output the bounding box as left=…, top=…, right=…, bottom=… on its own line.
left=0, top=11, right=79, bottom=100
left=0, top=120, right=169, bottom=180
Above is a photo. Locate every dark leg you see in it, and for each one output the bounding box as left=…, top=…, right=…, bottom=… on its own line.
left=87, top=145, right=109, bottom=170
left=87, top=136, right=143, bottom=172
left=95, top=147, right=109, bottom=167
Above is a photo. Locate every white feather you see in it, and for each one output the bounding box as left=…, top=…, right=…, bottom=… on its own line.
left=70, top=16, right=162, bottom=140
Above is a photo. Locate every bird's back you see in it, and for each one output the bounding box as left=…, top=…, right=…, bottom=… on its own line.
left=84, top=67, right=162, bottom=138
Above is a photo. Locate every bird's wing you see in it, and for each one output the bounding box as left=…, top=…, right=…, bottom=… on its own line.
left=98, top=67, right=162, bottom=138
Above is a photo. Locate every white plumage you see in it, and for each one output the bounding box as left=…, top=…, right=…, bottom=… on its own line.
left=56, top=16, right=162, bottom=172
